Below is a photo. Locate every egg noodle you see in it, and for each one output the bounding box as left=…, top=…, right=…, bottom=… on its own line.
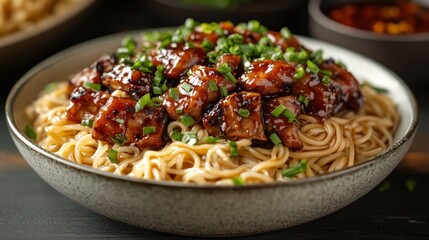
left=0, top=0, right=82, bottom=37
left=25, top=81, right=399, bottom=185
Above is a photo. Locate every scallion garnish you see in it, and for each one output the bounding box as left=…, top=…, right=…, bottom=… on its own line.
left=217, top=63, right=237, bottom=84
left=321, top=76, right=330, bottom=86
left=150, top=96, right=162, bottom=107
left=280, top=27, right=292, bottom=39
left=81, top=118, right=94, bottom=127
left=293, top=67, right=305, bottom=79
left=238, top=108, right=250, bottom=118
left=220, top=86, right=228, bottom=97
left=205, top=136, right=220, bottom=144
left=135, top=93, right=151, bottom=112
left=108, top=149, right=118, bottom=164
left=153, top=86, right=162, bottom=95
left=232, top=176, right=245, bottom=186
left=361, top=83, right=389, bottom=94
left=159, top=38, right=171, bottom=49
left=182, top=131, right=198, bottom=145
left=143, top=126, right=156, bottom=135
left=378, top=181, right=390, bottom=192
left=319, top=69, right=332, bottom=77
left=225, top=72, right=237, bottom=84
left=229, top=141, right=239, bottom=157
left=180, top=114, right=195, bottom=127
left=282, top=159, right=307, bottom=178
left=43, top=82, right=58, bottom=93
left=297, top=95, right=309, bottom=107
left=269, top=133, right=282, bottom=145
left=175, top=107, right=184, bottom=114
left=271, top=104, right=286, bottom=117
left=297, top=50, right=308, bottom=62
left=181, top=82, right=194, bottom=92
left=83, top=82, right=101, bottom=91
left=306, top=60, right=319, bottom=75
left=25, top=124, right=37, bottom=140
left=111, top=133, right=126, bottom=146
left=311, top=50, right=324, bottom=65
left=185, top=18, right=197, bottom=29
left=283, top=109, right=299, bottom=124
left=121, top=35, right=136, bottom=53
left=405, top=179, right=417, bottom=192
left=336, top=60, right=347, bottom=69
left=170, top=129, right=184, bottom=141
left=169, top=88, right=179, bottom=100
left=201, top=39, right=214, bottom=51
left=208, top=80, right=218, bottom=92
left=115, top=118, right=124, bottom=124
left=247, top=20, right=267, bottom=34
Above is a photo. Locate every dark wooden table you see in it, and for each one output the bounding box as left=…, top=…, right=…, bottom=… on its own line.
left=1, top=1, right=428, bottom=239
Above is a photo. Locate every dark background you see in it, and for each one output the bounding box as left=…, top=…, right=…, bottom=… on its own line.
left=0, top=1, right=428, bottom=239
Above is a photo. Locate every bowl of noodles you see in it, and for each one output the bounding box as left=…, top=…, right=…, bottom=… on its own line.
left=6, top=20, right=418, bottom=236
left=0, top=0, right=96, bottom=74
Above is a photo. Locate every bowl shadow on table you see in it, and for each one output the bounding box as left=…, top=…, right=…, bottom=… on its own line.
left=308, top=0, right=429, bottom=87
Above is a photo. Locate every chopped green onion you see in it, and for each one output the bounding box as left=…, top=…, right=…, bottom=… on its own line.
left=207, top=51, right=220, bottom=63
left=306, top=60, right=319, bottom=75
left=200, top=22, right=223, bottom=35
left=182, top=131, right=198, bottom=145
left=361, top=83, right=389, bottom=94
left=143, top=126, right=156, bottom=135
left=225, top=72, right=237, bottom=84
left=115, top=118, right=124, bottom=124
left=180, top=114, right=195, bottom=127
left=405, top=179, right=417, bottom=192
left=159, top=38, right=171, bottom=48
left=111, top=133, right=126, bottom=146
left=43, top=82, right=58, bottom=93
left=25, top=125, right=37, bottom=140
left=153, top=86, right=162, bottom=95
left=170, top=129, right=184, bottom=141
left=83, top=82, right=101, bottom=91
left=181, top=82, right=194, bottom=92
left=205, top=136, right=220, bottom=144
left=201, top=39, right=214, bottom=51
left=135, top=93, right=151, bottom=112
left=378, top=181, right=390, bottom=192
left=319, top=69, right=332, bottom=77
left=297, top=95, right=309, bottom=107
left=217, top=63, right=231, bottom=74
left=293, top=67, right=305, bottom=79
left=229, top=141, right=239, bottom=157
left=220, top=86, right=228, bottom=97
left=228, top=33, right=244, bottom=44
left=187, top=41, right=195, bottom=49
left=81, top=118, right=94, bottom=127
left=108, top=149, right=118, bottom=164
left=232, top=176, right=245, bottom=186
left=153, top=65, right=164, bottom=86
left=169, top=88, right=179, bottom=100
left=175, top=107, right=184, bottom=114
left=185, top=18, right=197, bottom=29
left=269, top=133, right=282, bottom=145
left=311, top=50, right=324, bottom=65
left=321, top=76, right=330, bottom=86
left=122, top=35, right=136, bottom=53
left=282, top=159, right=307, bottom=178
left=283, top=109, right=299, bottom=124
left=271, top=104, right=286, bottom=117
left=297, top=50, right=308, bottom=62
left=149, top=96, right=162, bottom=107
left=280, top=27, right=292, bottom=39
left=238, top=108, right=250, bottom=118
left=247, top=20, right=267, bottom=34
left=336, top=60, right=347, bottom=69
left=187, top=69, right=192, bottom=76
left=208, top=80, right=218, bottom=92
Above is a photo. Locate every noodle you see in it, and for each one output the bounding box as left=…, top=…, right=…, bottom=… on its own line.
left=26, top=82, right=399, bottom=185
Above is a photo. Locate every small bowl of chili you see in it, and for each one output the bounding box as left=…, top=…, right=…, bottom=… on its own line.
left=309, top=0, right=429, bottom=85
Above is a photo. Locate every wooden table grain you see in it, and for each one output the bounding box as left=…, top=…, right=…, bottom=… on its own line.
left=0, top=1, right=428, bottom=239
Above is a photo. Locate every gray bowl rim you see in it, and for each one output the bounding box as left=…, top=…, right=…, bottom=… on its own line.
left=6, top=28, right=419, bottom=190
left=309, top=0, right=429, bottom=42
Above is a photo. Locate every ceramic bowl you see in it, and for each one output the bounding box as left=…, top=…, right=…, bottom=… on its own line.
left=6, top=30, right=418, bottom=237
left=0, top=0, right=96, bottom=75
left=308, top=0, right=429, bottom=85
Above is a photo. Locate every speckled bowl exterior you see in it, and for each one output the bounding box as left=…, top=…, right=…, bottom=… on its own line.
left=308, top=0, right=429, bottom=85
left=6, top=31, right=418, bottom=236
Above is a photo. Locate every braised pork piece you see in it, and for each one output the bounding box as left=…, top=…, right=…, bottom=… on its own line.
left=65, top=19, right=363, bottom=150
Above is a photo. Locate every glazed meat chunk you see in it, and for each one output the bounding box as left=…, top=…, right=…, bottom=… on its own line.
left=70, top=54, right=116, bottom=87
left=203, top=92, right=267, bottom=141
left=266, top=31, right=302, bottom=51
left=92, top=97, right=168, bottom=150
left=215, top=53, right=243, bottom=78
left=66, top=87, right=110, bottom=124
left=101, top=64, right=152, bottom=100
left=163, top=65, right=236, bottom=122
left=263, top=96, right=303, bottom=150
left=319, top=59, right=364, bottom=111
left=238, top=59, right=295, bottom=96
left=151, top=43, right=206, bottom=81
left=291, top=73, right=339, bottom=119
